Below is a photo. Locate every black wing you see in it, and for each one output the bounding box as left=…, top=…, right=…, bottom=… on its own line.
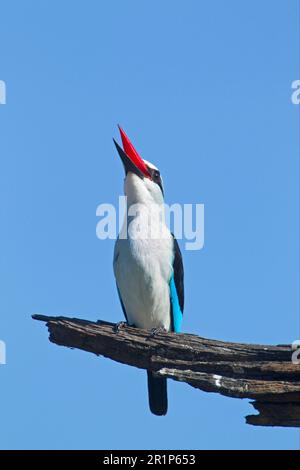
left=113, top=239, right=129, bottom=323
left=116, top=284, right=128, bottom=323
left=172, top=234, right=184, bottom=313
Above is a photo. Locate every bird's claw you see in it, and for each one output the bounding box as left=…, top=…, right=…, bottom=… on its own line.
left=114, top=321, right=128, bottom=333
left=149, top=327, right=167, bottom=337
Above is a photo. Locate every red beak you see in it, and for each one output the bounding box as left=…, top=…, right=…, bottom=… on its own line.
left=118, top=126, right=151, bottom=179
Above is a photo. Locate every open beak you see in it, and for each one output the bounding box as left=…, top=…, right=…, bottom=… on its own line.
left=113, top=126, right=152, bottom=179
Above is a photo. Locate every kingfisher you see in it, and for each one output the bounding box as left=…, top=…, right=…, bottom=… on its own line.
left=113, top=126, right=184, bottom=416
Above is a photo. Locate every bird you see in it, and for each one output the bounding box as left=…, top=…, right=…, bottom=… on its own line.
left=113, top=125, right=184, bottom=416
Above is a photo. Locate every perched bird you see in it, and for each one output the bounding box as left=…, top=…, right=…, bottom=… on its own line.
left=113, top=126, right=184, bottom=416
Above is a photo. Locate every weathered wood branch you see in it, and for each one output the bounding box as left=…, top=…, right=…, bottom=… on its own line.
left=32, top=314, right=300, bottom=427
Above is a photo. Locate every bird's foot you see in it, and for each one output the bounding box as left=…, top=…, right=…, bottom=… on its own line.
left=149, top=327, right=167, bottom=337
left=113, top=321, right=128, bottom=333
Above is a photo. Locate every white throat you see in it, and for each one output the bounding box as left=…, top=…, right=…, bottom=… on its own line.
left=123, top=173, right=169, bottom=241
left=124, top=172, right=164, bottom=207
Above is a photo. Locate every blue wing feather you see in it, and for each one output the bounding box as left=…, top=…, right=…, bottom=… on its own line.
left=170, top=235, right=184, bottom=332
left=170, top=275, right=183, bottom=332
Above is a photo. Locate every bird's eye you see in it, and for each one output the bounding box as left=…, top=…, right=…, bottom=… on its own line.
left=153, top=170, right=160, bottom=178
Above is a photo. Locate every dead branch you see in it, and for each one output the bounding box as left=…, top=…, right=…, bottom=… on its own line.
left=32, top=314, right=300, bottom=427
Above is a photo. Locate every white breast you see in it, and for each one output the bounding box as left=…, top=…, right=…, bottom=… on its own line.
left=114, top=206, right=173, bottom=331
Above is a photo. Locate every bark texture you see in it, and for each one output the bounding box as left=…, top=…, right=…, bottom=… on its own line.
left=32, top=314, right=300, bottom=427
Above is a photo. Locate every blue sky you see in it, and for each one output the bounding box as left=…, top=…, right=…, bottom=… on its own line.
left=0, top=0, right=299, bottom=450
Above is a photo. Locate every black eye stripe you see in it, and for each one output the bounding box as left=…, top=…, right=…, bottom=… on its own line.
left=147, top=167, right=164, bottom=196
left=148, top=168, right=160, bottom=179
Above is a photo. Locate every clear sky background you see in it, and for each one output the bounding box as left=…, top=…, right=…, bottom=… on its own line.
left=0, top=0, right=299, bottom=450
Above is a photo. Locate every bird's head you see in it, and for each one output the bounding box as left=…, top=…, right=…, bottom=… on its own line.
left=113, top=126, right=164, bottom=206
